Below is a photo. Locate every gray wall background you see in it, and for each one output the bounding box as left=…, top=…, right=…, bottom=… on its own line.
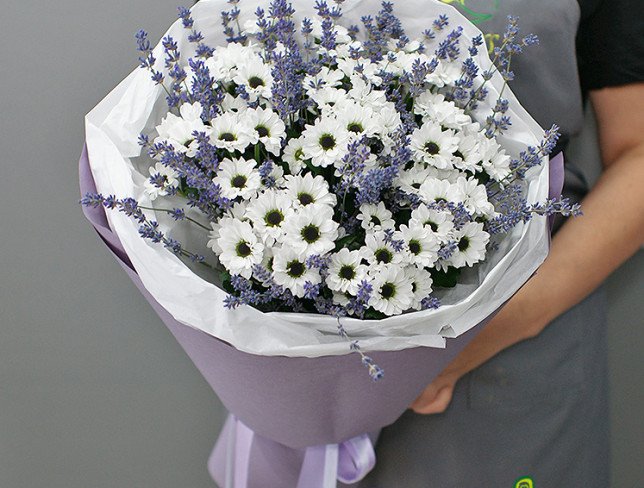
left=0, top=1, right=642, bottom=487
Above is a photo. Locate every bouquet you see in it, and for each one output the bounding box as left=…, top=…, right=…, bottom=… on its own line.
left=80, top=0, right=577, bottom=486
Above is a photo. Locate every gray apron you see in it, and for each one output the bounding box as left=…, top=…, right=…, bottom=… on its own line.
left=352, top=1, right=610, bottom=486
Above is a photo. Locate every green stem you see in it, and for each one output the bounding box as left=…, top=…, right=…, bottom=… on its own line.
left=139, top=206, right=211, bottom=231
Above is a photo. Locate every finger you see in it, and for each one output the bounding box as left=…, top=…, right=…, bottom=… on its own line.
left=410, top=385, right=454, bottom=415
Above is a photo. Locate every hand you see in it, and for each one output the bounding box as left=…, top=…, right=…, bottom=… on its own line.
left=409, top=287, right=548, bottom=415
left=410, top=370, right=460, bottom=414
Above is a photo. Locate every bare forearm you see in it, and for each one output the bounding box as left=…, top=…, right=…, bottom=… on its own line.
left=442, top=142, right=644, bottom=377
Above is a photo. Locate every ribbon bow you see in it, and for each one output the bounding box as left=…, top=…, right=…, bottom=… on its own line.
left=219, top=415, right=376, bottom=488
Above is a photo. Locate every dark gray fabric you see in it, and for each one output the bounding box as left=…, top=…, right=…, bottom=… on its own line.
left=355, top=287, right=610, bottom=487
left=345, top=2, right=613, bottom=485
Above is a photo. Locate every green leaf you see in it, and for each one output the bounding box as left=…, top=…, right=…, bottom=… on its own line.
left=364, top=308, right=387, bottom=320
left=431, top=267, right=461, bottom=288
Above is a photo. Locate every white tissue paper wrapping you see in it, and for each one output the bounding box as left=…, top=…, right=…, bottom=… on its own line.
left=85, top=0, right=550, bottom=357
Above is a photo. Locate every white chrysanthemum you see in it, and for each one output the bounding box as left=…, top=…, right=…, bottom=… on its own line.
left=302, top=118, right=350, bottom=167
left=304, top=66, right=345, bottom=95
left=243, top=107, right=286, bottom=156
left=144, top=162, right=180, bottom=201
left=213, top=157, right=261, bottom=200
left=414, top=92, right=471, bottom=130
left=368, top=264, right=414, bottom=316
left=453, top=134, right=484, bottom=173
left=336, top=102, right=380, bottom=139
left=246, top=190, right=294, bottom=243
left=309, top=87, right=350, bottom=116
left=427, top=166, right=464, bottom=184
left=480, top=138, right=512, bottom=181
left=217, top=220, right=264, bottom=279
left=396, top=167, right=433, bottom=195
left=210, top=112, right=253, bottom=153
left=332, top=290, right=352, bottom=307
left=220, top=93, right=248, bottom=113
left=426, top=59, right=462, bottom=87
left=155, top=102, right=206, bottom=157
left=261, top=162, right=285, bottom=188
left=361, top=231, right=406, bottom=267
left=456, top=176, right=495, bottom=217
left=206, top=44, right=260, bottom=81
left=410, top=123, right=460, bottom=169
left=378, top=102, right=403, bottom=128
left=327, top=249, right=368, bottom=294
left=447, top=222, right=490, bottom=268
left=272, top=246, right=321, bottom=298
left=282, top=204, right=339, bottom=256
left=283, top=138, right=307, bottom=174
left=348, top=76, right=388, bottom=110
left=356, top=202, right=395, bottom=232
left=233, top=61, right=273, bottom=101
left=336, top=57, right=380, bottom=83
left=410, top=204, right=455, bottom=243
left=308, top=19, right=353, bottom=44
left=242, top=18, right=262, bottom=36
left=208, top=201, right=250, bottom=254
left=397, top=224, right=440, bottom=268
left=284, top=173, right=336, bottom=208
left=405, top=266, right=434, bottom=311
left=334, top=40, right=364, bottom=59
left=419, top=178, right=465, bottom=205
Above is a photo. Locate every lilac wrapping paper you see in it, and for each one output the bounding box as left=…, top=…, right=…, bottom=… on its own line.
left=80, top=146, right=564, bottom=486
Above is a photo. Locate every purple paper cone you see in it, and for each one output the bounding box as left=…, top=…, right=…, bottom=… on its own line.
left=80, top=146, right=562, bottom=485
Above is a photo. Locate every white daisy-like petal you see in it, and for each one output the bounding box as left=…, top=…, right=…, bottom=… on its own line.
left=243, top=107, right=286, bottom=156
left=405, top=266, right=434, bottom=310
left=309, top=87, right=351, bottom=117
left=456, top=176, right=495, bottom=217
left=447, top=222, right=490, bottom=268
left=304, top=66, right=345, bottom=95
left=206, top=44, right=261, bottom=81
left=284, top=173, right=337, bottom=208
left=282, top=204, right=339, bottom=256
left=272, top=246, right=322, bottom=298
left=283, top=138, right=307, bottom=174
left=414, top=92, right=471, bottom=130
left=232, top=61, right=273, bottom=101
left=361, top=231, right=405, bottom=267
left=397, top=224, right=440, bottom=267
left=210, top=112, right=253, bottom=153
left=336, top=102, right=380, bottom=139
left=452, top=133, right=484, bottom=173
left=302, top=118, right=350, bottom=168
left=348, top=76, right=389, bottom=110
left=213, top=157, right=261, bottom=200
left=418, top=177, right=465, bottom=206
left=327, top=249, right=368, bottom=294
left=217, top=220, right=264, bottom=279
left=480, top=137, right=512, bottom=181
left=308, top=19, right=353, bottom=44
left=144, top=162, right=180, bottom=201
left=368, top=264, right=414, bottom=316
left=396, top=167, right=433, bottom=195
left=155, top=102, right=207, bottom=157
left=410, top=204, right=455, bottom=243
left=246, top=190, right=294, bottom=243
left=426, top=59, right=462, bottom=87
left=410, top=123, right=460, bottom=169
left=220, top=93, right=249, bottom=113
left=356, top=202, right=395, bottom=232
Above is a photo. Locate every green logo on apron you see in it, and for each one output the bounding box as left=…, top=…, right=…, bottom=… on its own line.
left=514, top=477, right=534, bottom=488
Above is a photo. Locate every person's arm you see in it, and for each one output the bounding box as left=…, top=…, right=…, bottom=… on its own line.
left=411, top=82, right=644, bottom=414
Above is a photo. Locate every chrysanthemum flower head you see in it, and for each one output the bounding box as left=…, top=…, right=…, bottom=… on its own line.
left=213, top=157, right=261, bottom=200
